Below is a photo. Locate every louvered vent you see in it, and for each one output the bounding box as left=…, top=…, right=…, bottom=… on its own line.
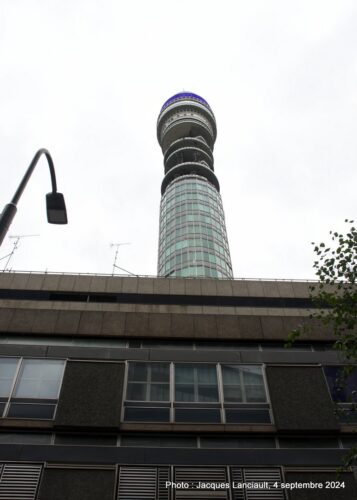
left=243, top=469, right=285, bottom=500
left=117, top=467, right=157, bottom=500
left=158, top=467, right=171, bottom=500
left=230, top=468, right=244, bottom=500
left=174, top=468, right=228, bottom=499
left=0, top=464, right=42, bottom=500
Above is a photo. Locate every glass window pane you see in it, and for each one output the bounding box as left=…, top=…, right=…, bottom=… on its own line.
left=128, top=363, right=147, bottom=382
left=175, top=365, right=194, bottom=384
left=0, top=432, right=52, bottom=444
left=196, top=365, right=217, bottom=384
left=7, top=403, right=56, bottom=419
left=124, top=407, right=170, bottom=422
left=13, top=360, right=65, bottom=399
left=0, top=358, right=19, bottom=398
left=151, top=363, right=170, bottom=383
left=197, top=385, right=219, bottom=402
left=126, top=383, right=147, bottom=401
left=245, top=385, right=267, bottom=402
left=222, top=365, right=241, bottom=385
left=225, top=409, right=271, bottom=424
left=324, top=366, right=357, bottom=403
left=223, top=385, right=242, bottom=402
left=241, top=366, right=264, bottom=385
left=175, top=384, right=194, bottom=402
left=150, top=384, right=169, bottom=401
left=175, top=408, right=221, bottom=423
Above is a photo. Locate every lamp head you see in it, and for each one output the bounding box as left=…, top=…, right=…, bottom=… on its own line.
left=46, top=192, right=68, bottom=224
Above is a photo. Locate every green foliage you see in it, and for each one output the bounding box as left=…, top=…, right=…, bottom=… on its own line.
left=310, top=220, right=357, bottom=358
left=288, top=220, right=357, bottom=467
left=286, top=220, right=357, bottom=352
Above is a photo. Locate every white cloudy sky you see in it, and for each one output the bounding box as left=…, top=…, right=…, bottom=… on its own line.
left=0, top=0, right=356, bottom=280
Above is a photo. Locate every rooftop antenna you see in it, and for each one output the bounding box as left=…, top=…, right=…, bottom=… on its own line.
left=1, top=234, right=39, bottom=272
left=110, top=242, right=137, bottom=276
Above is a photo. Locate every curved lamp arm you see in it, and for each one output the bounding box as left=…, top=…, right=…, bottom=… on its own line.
left=0, top=148, right=67, bottom=247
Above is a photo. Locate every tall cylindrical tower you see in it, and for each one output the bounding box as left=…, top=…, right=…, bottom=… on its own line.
left=157, top=92, right=233, bottom=278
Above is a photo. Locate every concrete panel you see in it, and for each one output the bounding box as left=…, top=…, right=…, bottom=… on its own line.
left=194, top=315, right=218, bottom=337
left=8, top=309, right=36, bottom=332
left=121, top=277, right=138, bottom=293
left=169, top=278, right=186, bottom=294
left=0, top=308, right=15, bottom=330
left=10, top=273, right=30, bottom=289
left=89, top=276, right=107, bottom=292
left=38, top=468, right=115, bottom=500
left=171, top=314, right=195, bottom=337
left=58, top=275, right=76, bottom=291
left=247, top=281, right=265, bottom=297
left=216, top=315, right=240, bottom=339
left=216, top=280, right=233, bottom=296
left=148, top=313, right=171, bottom=336
left=41, top=274, right=61, bottom=290
left=125, top=312, right=150, bottom=335
left=262, top=281, right=280, bottom=297
left=137, top=278, right=154, bottom=294
left=105, top=276, right=123, bottom=293
left=303, top=316, right=335, bottom=340
left=292, top=281, right=311, bottom=298
left=54, top=311, right=81, bottom=334
left=47, top=345, right=110, bottom=359
left=277, top=281, right=295, bottom=298
left=0, top=344, right=47, bottom=357
left=32, top=309, right=59, bottom=333
left=237, top=316, right=263, bottom=339
left=0, top=272, right=14, bottom=288
left=78, top=311, right=104, bottom=335
left=285, top=471, right=357, bottom=499
left=25, top=274, right=45, bottom=290
left=72, top=275, right=92, bottom=291
left=199, top=279, right=218, bottom=296
left=231, top=280, right=249, bottom=296
left=266, top=366, right=339, bottom=431
left=185, top=279, right=202, bottom=295
left=102, top=311, right=126, bottom=335
left=55, top=360, right=125, bottom=428
left=261, top=316, right=285, bottom=338
left=153, top=278, right=170, bottom=294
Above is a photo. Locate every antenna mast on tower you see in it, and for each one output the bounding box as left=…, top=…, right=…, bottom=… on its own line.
left=110, top=242, right=134, bottom=276
left=1, top=234, right=40, bottom=272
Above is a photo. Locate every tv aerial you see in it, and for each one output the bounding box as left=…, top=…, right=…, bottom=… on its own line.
left=110, top=242, right=137, bottom=276
left=1, top=234, right=39, bottom=272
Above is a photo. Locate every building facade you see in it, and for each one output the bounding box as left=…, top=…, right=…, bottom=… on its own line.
left=0, top=272, right=356, bottom=499
left=157, top=93, right=233, bottom=278
left=0, top=93, right=356, bottom=499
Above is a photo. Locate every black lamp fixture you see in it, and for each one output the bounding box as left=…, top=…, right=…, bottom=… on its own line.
left=0, top=148, right=68, bottom=246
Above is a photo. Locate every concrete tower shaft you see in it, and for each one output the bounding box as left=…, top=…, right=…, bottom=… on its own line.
left=157, top=92, right=233, bottom=278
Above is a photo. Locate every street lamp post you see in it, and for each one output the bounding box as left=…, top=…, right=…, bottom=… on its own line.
left=0, top=148, right=68, bottom=246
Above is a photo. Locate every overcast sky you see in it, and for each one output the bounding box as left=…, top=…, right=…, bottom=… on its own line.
left=0, top=0, right=356, bottom=280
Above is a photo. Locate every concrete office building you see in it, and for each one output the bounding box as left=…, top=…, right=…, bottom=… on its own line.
left=0, top=94, right=356, bottom=499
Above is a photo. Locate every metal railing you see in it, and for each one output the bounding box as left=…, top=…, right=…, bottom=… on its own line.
left=0, top=269, right=319, bottom=282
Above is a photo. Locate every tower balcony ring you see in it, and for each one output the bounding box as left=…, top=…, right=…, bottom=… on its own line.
left=164, top=147, right=214, bottom=173
left=161, top=162, right=220, bottom=195
left=163, top=137, right=212, bottom=161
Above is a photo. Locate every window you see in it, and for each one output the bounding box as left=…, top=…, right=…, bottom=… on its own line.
left=324, top=366, right=357, bottom=423
left=124, top=362, right=170, bottom=422
left=123, top=362, right=271, bottom=424
left=0, top=358, right=65, bottom=419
